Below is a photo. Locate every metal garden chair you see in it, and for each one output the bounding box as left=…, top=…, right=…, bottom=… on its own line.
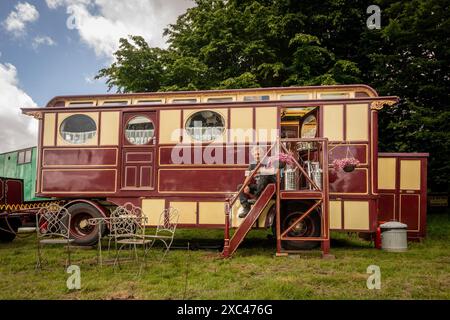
left=144, top=207, right=180, bottom=260
left=36, top=204, right=73, bottom=269
left=110, top=203, right=151, bottom=268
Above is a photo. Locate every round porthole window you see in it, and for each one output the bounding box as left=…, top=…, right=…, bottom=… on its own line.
left=60, top=114, right=97, bottom=144
left=185, top=110, right=225, bottom=141
left=125, top=116, right=155, bottom=145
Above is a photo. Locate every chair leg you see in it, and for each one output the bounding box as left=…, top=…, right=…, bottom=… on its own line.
left=67, top=242, right=71, bottom=268
left=160, top=239, right=170, bottom=262
left=36, top=241, right=42, bottom=270
left=114, top=243, right=126, bottom=270
left=133, top=243, right=138, bottom=260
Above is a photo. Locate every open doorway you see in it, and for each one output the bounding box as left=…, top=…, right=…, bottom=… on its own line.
left=281, top=106, right=318, bottom=139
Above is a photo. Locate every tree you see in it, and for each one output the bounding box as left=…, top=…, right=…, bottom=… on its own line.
left=96, top=0, right=450, bottom=191
left=96, top=0, right=361, bottom=92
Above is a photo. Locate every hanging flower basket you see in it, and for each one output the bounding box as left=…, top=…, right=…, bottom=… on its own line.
left=268, top=152, right=295, bottom=169
left=333, top=157, right=360, bottom=173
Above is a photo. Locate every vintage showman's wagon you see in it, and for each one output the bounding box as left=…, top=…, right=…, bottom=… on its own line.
left=20, top=85, right=428, bottom=256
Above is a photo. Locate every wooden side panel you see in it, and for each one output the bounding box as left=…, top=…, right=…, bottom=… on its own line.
left=43, top=113, right=56, bottom=146
left=100, top=111, right=120, bottom=145
left=41, top=169, right=116, bottom=193
left=141, top=199, right=166, bottom=226
left=344, top=201, right=369, bottom=230
left=159, top=169, right=245, bottom=193
left=199, top=202, right=225, bottom=224
left=329, top=168, right=368, bottom=194
left=400, top=194, right=420, bottom=231
left=43, top=148, right=117, bottom=166
left=378, top=193, right=395, bottom=221
left=255, top=107, right=277, bottom=142
left=159, top=109, right=181, bottom=144
left=378, top=157, right=396, bottom=190
left=230, top=108, right=253, bottom=143
left=329, top=200, right=342, bottom=229
left=5, top=180, right=23, bottom=204
left=400, top=160, right=421, bottom=190
left=323, top=105, right=343, bottom=141
left=169, top=201, right=197, bottom=224
left=346, top=104, right=368, bottom=141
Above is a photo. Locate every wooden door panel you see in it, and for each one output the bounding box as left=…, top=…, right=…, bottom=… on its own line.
left=140, top=166, right=152, bottom=188
left=399, top=194, right=420, bottom=231
left=121, top=112, right=156, bottom=190
left=378, top=193, right=395, bottom=222
left=5, top=180, right=23, bottom=204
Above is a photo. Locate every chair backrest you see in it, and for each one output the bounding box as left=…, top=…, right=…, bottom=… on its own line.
left=109, top=202, right=144, bottom=238
left=36, top=204, right=71, bottom=239
left=155, top=207, right=179, bottom=237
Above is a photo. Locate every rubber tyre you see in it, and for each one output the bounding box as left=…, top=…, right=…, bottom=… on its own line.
left=0, top=217, right=21, bottom=242
left=280, top=206, right=321, bottom=250
left=67, top=203, right=105, bottom=246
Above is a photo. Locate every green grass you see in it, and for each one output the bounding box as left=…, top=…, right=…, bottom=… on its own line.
left=1, top=214, right=449, bottom=299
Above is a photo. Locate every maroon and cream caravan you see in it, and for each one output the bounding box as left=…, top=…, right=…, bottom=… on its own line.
left=22, top=85, right=427, bottom=256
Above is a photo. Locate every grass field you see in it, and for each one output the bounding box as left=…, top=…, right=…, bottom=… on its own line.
left=0, top=213, right=449, bottom=300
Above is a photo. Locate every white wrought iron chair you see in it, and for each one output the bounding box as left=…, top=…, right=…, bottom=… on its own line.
left=110, top=203, right=151, bottom=268
left=144, top=207, right=180, bottom=260
left=36, top=204, right=73, bottom=269
left=107, top=203, right=142, bottom=254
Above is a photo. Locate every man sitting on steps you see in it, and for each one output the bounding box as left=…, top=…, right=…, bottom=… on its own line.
left=237, top=146, right=276, bottom=218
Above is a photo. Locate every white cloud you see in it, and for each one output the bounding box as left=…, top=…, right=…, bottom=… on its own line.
left=84, top=74, right=97, bottom=84
left=46, top=0, right=194, bottom=58
left=0, top=63, right=38, bottom=153
left=32, top=36, right=57, bottom=49
left=3, top=2, right=39, bottom=36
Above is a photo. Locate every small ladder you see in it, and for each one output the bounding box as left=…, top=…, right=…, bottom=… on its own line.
left=222, top=184, right=276, bottom=257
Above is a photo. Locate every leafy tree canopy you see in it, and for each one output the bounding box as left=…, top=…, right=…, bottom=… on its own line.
left=96, top=0, right=450, bottom=191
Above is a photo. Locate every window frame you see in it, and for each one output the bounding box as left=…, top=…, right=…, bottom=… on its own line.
left=59, top=114, right=98, bottom=145
left=17, top=148, right=32, bottom=165
left=184, top=110, right=226, bottom=142
left=124, top=115, right=156, bottom=145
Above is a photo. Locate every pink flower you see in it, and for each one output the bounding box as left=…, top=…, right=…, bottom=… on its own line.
left=332, top=157, right=360, bottom=171
left=267, top=152, right=295, bottom=167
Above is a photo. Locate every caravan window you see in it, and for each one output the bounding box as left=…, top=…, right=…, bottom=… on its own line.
left=185, top=110, right=225, bottom=141
left=125, top=116, right=155, bottom=145
left=60, top=114, right=97, bottom=144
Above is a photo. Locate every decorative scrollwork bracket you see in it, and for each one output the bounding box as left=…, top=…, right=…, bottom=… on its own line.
left=370, top=100, right=397, bottom=111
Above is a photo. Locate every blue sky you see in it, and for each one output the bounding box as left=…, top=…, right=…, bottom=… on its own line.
left=0, top=0, right=193, bottom=152
left=0, top=1, right=107, bottom=106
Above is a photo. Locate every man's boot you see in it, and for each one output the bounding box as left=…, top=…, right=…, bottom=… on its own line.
left=238, top=204, right=251, bottom=218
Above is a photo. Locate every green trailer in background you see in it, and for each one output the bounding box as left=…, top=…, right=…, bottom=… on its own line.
left=0, top=146, right=54, bottom=242
left=0, top=147, right=45, bottom=202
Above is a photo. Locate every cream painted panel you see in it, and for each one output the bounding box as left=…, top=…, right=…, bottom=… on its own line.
left=141, top=199, right=166, bottom=226
left=199, top=202, right=225, bottom=224
left=400, top=160, right=421, bottom=190
left=255, top=107, right=277, bottom=142
left=230, top=108, right=253, bottom=143
left=100, top=112, right=120, bottom=145
left=329, top=200, right=342, bottom=229
left=159, top=109, right=181, bottom=144
left=344, top=201, right=369, bottom=230
left=378, top=158, right=396, bottom=190
left=170, top=201, right=197, bottom=224
left=322, top=105, right=343, bottom=141
left=43, top=113, right=56, bottom=146
left=346, top=104, right=368, bottom=141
